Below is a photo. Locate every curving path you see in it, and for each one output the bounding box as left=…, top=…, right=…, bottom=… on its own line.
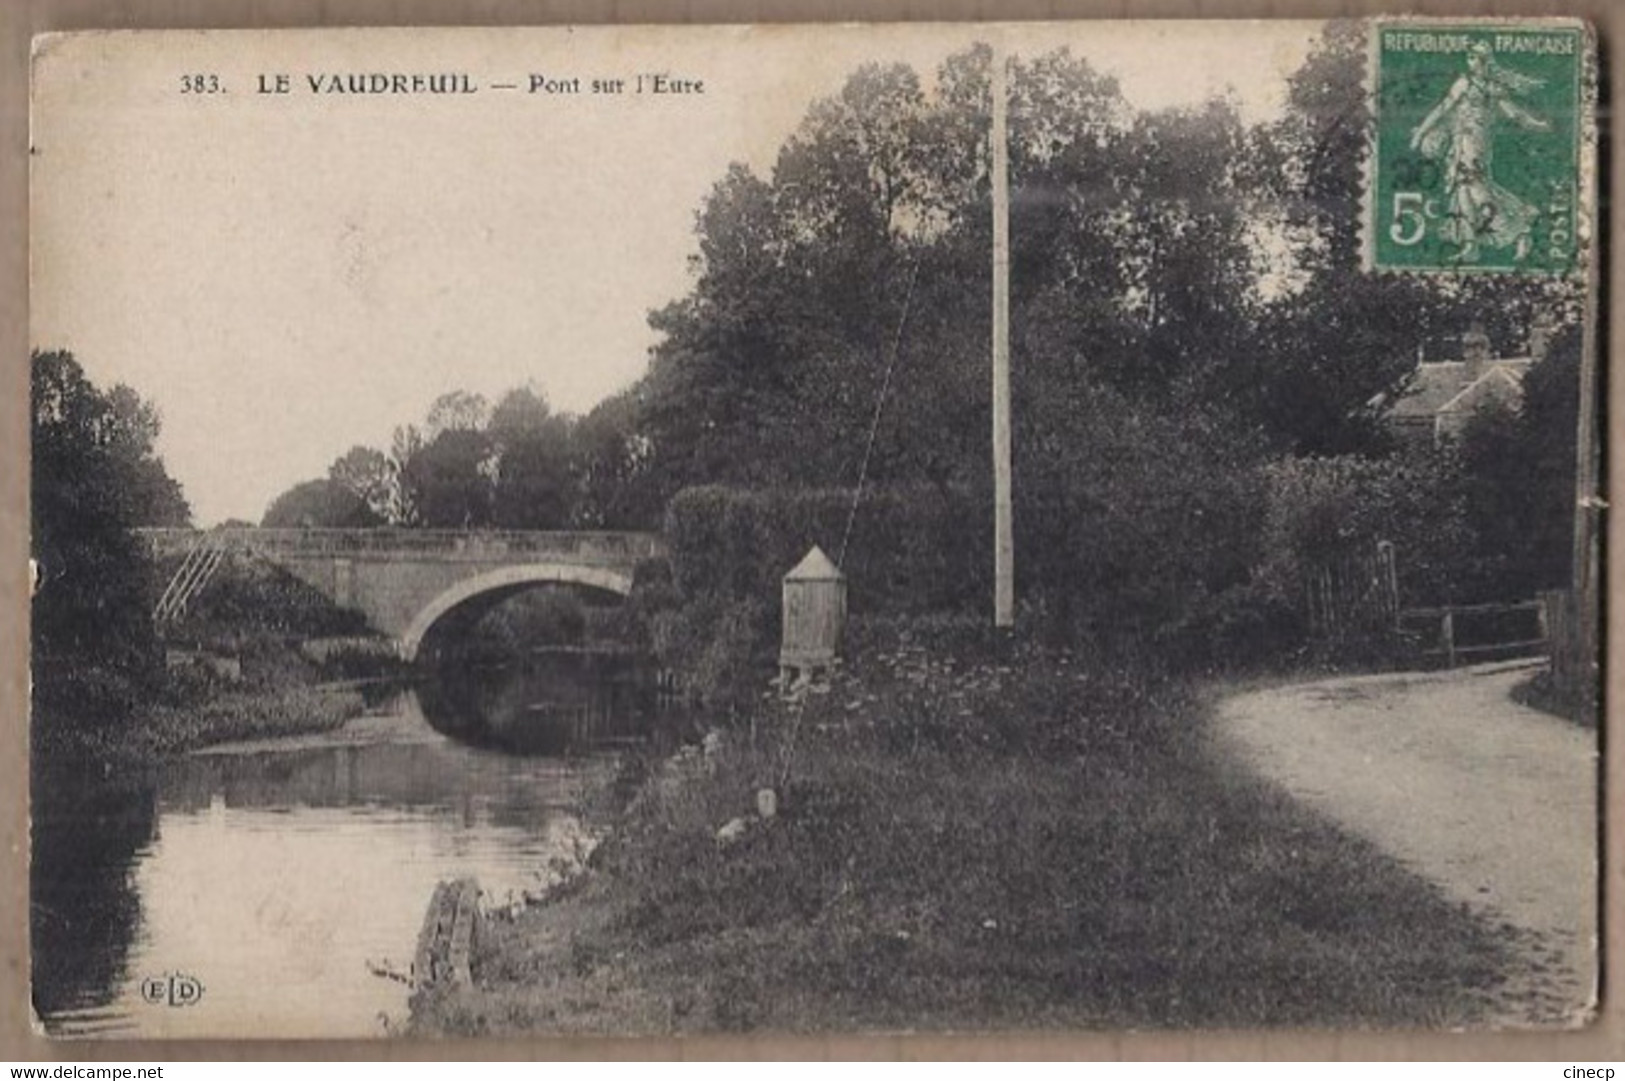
left=1216, top=659, right=1599, bottom=1027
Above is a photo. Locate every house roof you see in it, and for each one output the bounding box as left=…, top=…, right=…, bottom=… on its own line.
left=1388, top=359, right=1533, bottom=420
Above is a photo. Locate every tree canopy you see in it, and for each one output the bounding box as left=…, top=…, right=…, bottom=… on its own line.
left=31, top=350, right=189, bottom=719
left=262, top=478, right=382, bottom=529
left=631, top=35, right=1581, bottom=506
left=264, top=382, right=659, bottom=531
left=252, top=27, right=1584, bottom=634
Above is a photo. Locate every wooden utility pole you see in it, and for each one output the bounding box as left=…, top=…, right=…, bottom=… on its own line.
left=1570, top=220, right=1601, bottom=726
left=991, top=46, right=1014, bottom=628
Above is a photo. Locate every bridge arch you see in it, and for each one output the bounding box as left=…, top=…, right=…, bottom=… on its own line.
left=399, top=562, right=635, bottom=662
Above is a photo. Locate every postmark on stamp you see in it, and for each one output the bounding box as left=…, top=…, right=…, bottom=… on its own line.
left=1368, top=21, right=1587, bottom=275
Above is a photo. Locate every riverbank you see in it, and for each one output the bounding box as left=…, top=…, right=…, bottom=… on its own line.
left=32, top=551, right=410, bottom=769
left=409, top=620, right=1521, bottom=1035
left=30, top=640, right=393, bottom=770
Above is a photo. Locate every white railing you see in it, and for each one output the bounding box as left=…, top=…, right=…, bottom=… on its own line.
left=153, top=532, right=227, bottom=622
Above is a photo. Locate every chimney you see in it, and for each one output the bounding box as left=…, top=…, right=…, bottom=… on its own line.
left=1528, top=311, right=1556, bottom=364
left=1462, top=322, right=1492, bottom=383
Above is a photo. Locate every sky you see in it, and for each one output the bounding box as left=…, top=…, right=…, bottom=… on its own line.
left=32, top=22, right=1319, bottom=525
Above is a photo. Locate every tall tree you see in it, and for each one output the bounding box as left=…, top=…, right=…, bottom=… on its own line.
left=102, top=384, right=192, bottom=526
left=30, top=351, right=176, bottom=721
left=262, top=478, right=382, bottom=528
left=328, top=445, right=398, bottom=523
left=393, top=393, right=501, bottom=529
left=389, top=424, right=426, bottom=525
left=401, top=427, right=495, bottom=528
left=425, top=390, right=489, bottom=437
left=636, top=45, right=1274, bottom=501
left=488, top=386, right=576, bottom=529
left=574, top=387, right=659, bottom=528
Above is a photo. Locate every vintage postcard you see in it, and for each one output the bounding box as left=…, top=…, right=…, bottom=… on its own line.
left=28, top=20, right=1600, bottom=1039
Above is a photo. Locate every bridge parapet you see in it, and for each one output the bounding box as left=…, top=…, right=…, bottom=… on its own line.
left=135, top=526, right=664, bottom=654
left=135, top=527, right=666, bottom=564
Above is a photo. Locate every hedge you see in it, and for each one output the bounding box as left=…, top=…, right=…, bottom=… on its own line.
left=663, top=485, right=991, bottom=616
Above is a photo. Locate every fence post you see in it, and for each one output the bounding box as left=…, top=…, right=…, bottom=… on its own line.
left=1441, top=611, right=1455, bottom=668
left=1376, top=540, right=1399, bottom=628
left=1323, top=568, right=1336, bottom=638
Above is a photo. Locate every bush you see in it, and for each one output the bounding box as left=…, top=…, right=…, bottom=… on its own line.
left=1258, top=449, right=1472, bottom=611
left=658, top=486, right=996, bottom=708
left=140, top=685, right=364, bottom=756
left=664, top=485, right=989, bottom=616
left=299, top=637, right=408, bottom=681
left=166, top=552, right=372, bottom=641
left=649, top=595, right=770, bottom=711
left=470, top=588, right=589, bottom=654
left=664, top=406, right=1275, bottom=674
left=30, top=659, right=152, bottom=734
left=1015, top=384, right=1271, bottom=666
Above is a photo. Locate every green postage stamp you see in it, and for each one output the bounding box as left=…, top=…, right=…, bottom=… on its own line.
left=1368, top=20, right=1589, bottom=275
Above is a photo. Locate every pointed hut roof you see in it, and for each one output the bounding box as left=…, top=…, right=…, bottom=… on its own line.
left=785, top=545, right=843, bottom=582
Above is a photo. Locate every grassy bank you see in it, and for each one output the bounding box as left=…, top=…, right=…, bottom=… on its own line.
left=410, top=618, right=1515, bottom=1035
left=32, top=554, right=402, bottom=768
left=32, top=653, right=372, bottom=769
left=1510, top=668, right=1592, bottom=728
left=44, top=683, right=369, bottom=766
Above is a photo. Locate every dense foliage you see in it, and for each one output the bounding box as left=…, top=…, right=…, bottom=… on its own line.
left=619, top=29, right=1579, bottom=665
left=254, top=23, right=1586, bottom=667
left=418, top=619, right=1515, bottom=1035
left=264, top=384, right=658, bottom=531
left=31, top=350, right=190, bottom=723
left=1455, top=324, right=1583, bottom=601
left=665, top=485, right=987, bottom=614
left=31, top=351, right=385, bottom=755
left=262, top=478, right=382, bottom=528
left=1257, top=322, right=1582, bottom=619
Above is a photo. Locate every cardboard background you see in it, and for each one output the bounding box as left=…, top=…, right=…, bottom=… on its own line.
left=1, top=0, right=1617, bottom=1061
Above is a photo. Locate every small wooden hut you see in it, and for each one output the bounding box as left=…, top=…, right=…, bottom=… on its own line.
left=779, top=545, right=846, bottom=683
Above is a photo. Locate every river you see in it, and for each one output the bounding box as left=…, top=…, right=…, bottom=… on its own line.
left=30, top=653, right=671, bottom=1039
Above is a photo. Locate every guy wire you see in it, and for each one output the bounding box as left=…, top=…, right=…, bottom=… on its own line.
left=838, top=257, right=922, bottom=569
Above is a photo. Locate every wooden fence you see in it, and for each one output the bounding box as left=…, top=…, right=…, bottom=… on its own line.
left=1306, top=540, right=1399, bottom=643
left=1307, top=541, right=1557, bottom=670
left=1396, top=600, right=1549, bottom=668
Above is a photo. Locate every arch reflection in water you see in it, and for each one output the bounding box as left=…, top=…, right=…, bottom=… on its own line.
left=416, top=649, right=666, bottom=756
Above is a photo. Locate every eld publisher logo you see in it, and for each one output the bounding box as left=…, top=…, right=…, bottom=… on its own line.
left=139, top=972, right=204, bottom=1008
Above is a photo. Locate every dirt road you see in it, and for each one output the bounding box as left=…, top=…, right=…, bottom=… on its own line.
left=1216, top=660, right=1598, bottom=1026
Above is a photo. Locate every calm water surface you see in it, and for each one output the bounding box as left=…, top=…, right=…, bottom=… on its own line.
left=32, top=656, right=662, bottom=1038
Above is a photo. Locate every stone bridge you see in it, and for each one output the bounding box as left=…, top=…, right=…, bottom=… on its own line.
left=137, top=527, right=665, bottom=661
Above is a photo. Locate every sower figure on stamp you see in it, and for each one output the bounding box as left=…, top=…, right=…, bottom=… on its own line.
left=1409, top=41, right=1551, bottom=264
